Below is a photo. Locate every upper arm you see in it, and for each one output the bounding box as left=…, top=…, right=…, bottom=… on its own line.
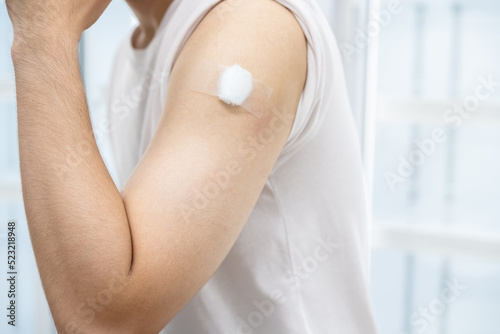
left=117, top=1, right=307, bottom=332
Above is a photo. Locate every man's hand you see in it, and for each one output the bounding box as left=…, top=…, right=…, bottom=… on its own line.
left=6, top=0, right=111, bottom=47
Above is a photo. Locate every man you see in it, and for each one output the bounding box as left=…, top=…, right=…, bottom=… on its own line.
left=6, top=0, right=377, bottom=333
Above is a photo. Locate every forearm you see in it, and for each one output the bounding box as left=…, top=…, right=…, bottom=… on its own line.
left=12, top=39, right=133, bottom=330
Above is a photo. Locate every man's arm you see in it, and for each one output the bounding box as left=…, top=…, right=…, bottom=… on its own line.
left=10, top=0, right=307, bottom=333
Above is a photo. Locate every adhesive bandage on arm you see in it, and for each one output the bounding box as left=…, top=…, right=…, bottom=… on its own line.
left=190, top=61, right=273, bottom=118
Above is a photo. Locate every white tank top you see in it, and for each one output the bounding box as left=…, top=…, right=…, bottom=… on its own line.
left=107, top=0, right=377, bottom=333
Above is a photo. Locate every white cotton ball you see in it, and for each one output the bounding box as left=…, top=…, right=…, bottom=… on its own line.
left=218, top=64, right=254, bottom=106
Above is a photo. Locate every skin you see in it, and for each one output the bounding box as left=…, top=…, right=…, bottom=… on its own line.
left=6, top=0, right=307, bottom=333
left=125, top=0, right=175, bottom=49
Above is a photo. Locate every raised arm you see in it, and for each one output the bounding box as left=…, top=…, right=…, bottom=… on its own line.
left=8, top=0, right=307, bottom=332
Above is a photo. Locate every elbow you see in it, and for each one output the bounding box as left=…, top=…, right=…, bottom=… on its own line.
left=91, top=313, right=167, bottom=334
left=51, top=272, right=171, bottom=333
left=55, top=311, right=162, bottom=334
left=53, top=298, right=168, bottom=334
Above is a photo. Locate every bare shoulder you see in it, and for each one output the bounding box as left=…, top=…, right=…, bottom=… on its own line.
left=208, top=0, right=307, bottom=48
left=171, top=0, right=308, bottom=123
left=200, top=0, right=307, bottom=58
